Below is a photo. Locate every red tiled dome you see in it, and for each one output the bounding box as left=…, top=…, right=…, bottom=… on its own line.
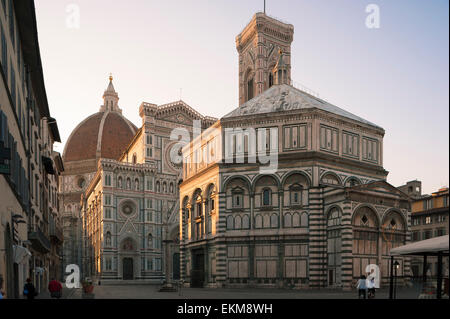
left=63, top=111, right=137, bottom=163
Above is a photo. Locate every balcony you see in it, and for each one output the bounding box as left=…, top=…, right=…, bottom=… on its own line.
left=28, top=227, right=51, bottom=253
left=49, top=215, right=63, bottom=243
left=49, top=224, right=63, bottom=243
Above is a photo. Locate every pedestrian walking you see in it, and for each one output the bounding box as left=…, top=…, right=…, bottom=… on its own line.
left=0, top=276, right=4, bottom=299
left=23, top=278, right=37, bottom=300
left=357, top=275, right=368, bottom=299
left=48, top=278, right=63, bottom=299
left=367, top=277, right=376, bottom=299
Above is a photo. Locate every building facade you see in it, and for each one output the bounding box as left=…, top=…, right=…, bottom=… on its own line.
left=80, top=91, right=216, bottom=282
left=409, top=187, right=449, bottom=278
left=60, top=77, right=138, bottom=276
left=398, top=180, right=423, bottom=200
left=1, top=0, right=63, bottom=298
left=179, top=12, right=412, bottom=290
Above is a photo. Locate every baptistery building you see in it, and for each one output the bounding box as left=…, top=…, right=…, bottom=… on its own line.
left=179, top=12, right=411, bottom=290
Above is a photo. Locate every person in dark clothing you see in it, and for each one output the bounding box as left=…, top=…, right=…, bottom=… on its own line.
left=23, top=278, right=37, bottom=300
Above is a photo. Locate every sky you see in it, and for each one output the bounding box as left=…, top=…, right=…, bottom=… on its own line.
left=34, top=0, right=449, bottom=195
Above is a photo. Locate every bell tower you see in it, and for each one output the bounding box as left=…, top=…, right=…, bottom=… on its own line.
left=236, top=12, right=294, bottom=106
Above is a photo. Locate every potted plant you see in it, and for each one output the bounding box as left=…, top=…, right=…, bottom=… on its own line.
left=81, top=278, right=94, bottom=294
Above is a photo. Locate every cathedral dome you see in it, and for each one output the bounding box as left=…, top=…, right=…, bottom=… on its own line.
left=63, top=76, right=138, bottom=163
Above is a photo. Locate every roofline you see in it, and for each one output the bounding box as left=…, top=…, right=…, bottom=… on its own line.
left=221, top=84, right=385, bottom=132
left=14, top=0, right=51, bottom=118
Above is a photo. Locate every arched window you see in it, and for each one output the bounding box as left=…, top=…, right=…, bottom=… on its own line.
left=345, top=178, right=360, bottom=187
left=118, top=176, right=123, bottom=188
left=292, top=213, right=300, bottom=227
left=169, top=182, right=174, bottom=194
left=163, top=182, right=167, bottom=193
left=232, top=188, right=244, bottom=208
left=242, top=215, right=250, bottom=229
left=235, top=215, right=242, bottom=229
left=262, top=188, right=272, bottom=206
left=327, top=207, right=342, bottom=286
left=227, top=215, right=234, bottom=230
left=284, top=213, right=292, bottom=228
left=290, top=184, right=302, bottom=206
left=255, top=215, right=263, bottom=229
left=301, top=212, right=308, bottom=227
left=247, top=78, right=254, bottom=101
left=135, top=178, right=139, bottom=190
left=263, top=214, right=270, bottom=228
left=328, top=208, right=341, bottom=227
left=321, top=173, right=341, bottom=186
left=269, top=72, right=274, bottom=88
left=270, top=214, right=278, bottom=228
left=156, top=181, right=160, bottom=193
left=132, top=153, right=137, bottom=164
left=126, top=178, right=131, bottom=189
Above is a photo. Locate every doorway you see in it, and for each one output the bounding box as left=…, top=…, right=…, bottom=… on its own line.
left=123, top=258, right=134, bottom=280
left=329, top=269, right=334, bottom=286
left=191, top=250, right=205, bottom=288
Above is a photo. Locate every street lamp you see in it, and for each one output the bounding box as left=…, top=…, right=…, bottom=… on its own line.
left=394, top=261, right=400, bottom=299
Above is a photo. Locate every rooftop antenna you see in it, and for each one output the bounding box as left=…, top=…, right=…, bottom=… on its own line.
left=264, top=0, right=266, bottom=14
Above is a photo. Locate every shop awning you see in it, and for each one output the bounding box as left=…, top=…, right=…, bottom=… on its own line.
left=13, top=245, right=31, bottom=264
left=390, top=235, right=449, bottom=256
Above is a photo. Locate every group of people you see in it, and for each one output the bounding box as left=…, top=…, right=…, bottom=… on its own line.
left=0, top=278, right=63, bottom=300
left=356, top=275, right=377, bottom=299
left=22, top=278, right=63, bottom=300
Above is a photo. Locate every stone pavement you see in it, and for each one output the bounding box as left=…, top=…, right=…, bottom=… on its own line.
left=62, top=284, right=424, bottom=299
left=35, top=287, right=76, bottom=299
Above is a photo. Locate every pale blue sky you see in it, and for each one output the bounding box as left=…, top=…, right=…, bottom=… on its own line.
left=34, top=0, right=449, bottom=194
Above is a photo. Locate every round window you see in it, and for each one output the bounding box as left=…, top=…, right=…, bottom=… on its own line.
left=78, top=177, right=86, bottom=189
left=121, top=202, right=135, bottom=216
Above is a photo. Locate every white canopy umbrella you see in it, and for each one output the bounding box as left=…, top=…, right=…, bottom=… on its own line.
left=389, top=235, right=449, bottom=299
left=390, top=235, right=449, bottom=256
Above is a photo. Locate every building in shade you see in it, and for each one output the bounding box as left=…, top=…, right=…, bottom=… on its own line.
left=80, top=96, right=216, bottom=282
left=1, top=0, right=63, bottom=298
left=60, top=76, right=138, bottom=275
left=179, top=12, right=412, bottom=290
left=409, top=187, right=449, bottom=279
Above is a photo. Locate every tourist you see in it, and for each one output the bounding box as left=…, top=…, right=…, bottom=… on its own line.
left=23, top=278, right=37, bottom=300
left=48, top=278, right=63, bottom=299
left=367, top=277, right=376, bottom=299
left=356, top=275, right=368, bottom=299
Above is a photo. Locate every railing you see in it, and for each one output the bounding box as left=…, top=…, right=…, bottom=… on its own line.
left=49, top=223, right=63, bottom=243
left=290, top=80, right=321, bottom=99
